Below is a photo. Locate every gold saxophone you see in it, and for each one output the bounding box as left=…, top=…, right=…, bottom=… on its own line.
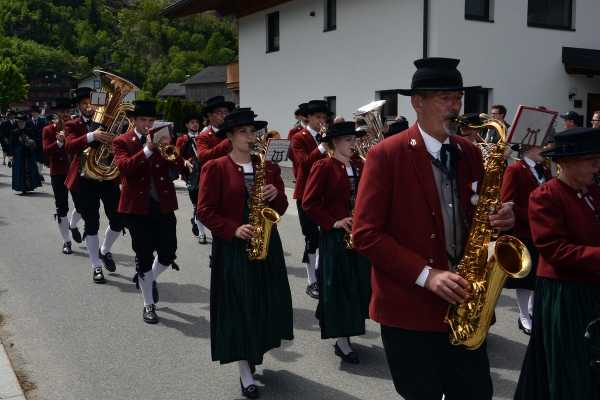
left=247, top=129, right=281, bottom=261
left=445, top=114, right=532, bottom=350
left=82, top=70, right=138, bottom=181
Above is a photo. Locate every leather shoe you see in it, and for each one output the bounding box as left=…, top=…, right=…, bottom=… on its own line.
left=240, top=379, right=260, bottom=399
left=93, top=267, right=105, bottom=284
left=99, top=250, right=116, bottom=272
left=518, top=318, right=532, bottom=335
left=70, top=227, right=82, bottom=243
left=334, top=342, right=360, bottom=364
left=198, top=234, right=207, bottom=244
left=191, top=218, right=199, bottom=236
left=143, top=304, right=159, bottom=324
left=62, top=242, right=73, bottom=255
left=152, top=281, right=159, bottom=303
left=306, top=282, right=319, bottom=299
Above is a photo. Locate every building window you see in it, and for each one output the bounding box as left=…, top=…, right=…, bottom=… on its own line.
left=266, top=12, right=280, bottom=53
left=324, top=0, right=337, bottom=32
left=377, top=90, right=399, bottom=119
left=464, top=88, right=490, bottom=114
left=465, top=0, right=492, bottom=22
left=528, top=0, right=573, bottom=30
left=325, top=96, right=337, bottom=115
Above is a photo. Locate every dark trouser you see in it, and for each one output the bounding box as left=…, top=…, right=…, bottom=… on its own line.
left=188, top=187, right=198, bottom=217
left=296, top=199, right=319, bottom=262
left=50, top=174, right=69, bottom=218
left=126, top=199, right=177, bottom=275
left=380, top=325, right=493, bottom=400
left=78, top=177, right=124, bottom=235
left=70, top=188, right=83, bottom=214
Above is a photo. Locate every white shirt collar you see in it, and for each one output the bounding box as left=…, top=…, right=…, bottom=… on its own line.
left=307, top=125, right=320, bottom=140
left=188, top=131, right=198, bottom=138
left=523, top=156, right=536, bottom=168
left=134, top=128, right=143, bottom=140
left=210, top=125, right=219, bottom=133
left=417, top=123, right=449, bottom=159
left=81, top=115, right=89, bottom=123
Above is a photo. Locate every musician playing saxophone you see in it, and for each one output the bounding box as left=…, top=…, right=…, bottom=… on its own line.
left=112, top=100, right=184, bottom=324
left=352, top=58, right=515, bottom=400
left=64, top=87, right=124, bottom=284
left=197, top=109, right=293, bottom=399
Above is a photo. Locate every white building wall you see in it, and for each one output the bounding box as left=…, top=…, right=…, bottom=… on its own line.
left=238, top=0, right=600, bottom=134
left=238, top=0, right=424, bottom=133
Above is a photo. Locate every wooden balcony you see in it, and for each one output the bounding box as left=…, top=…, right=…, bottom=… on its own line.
left=226, top=62, right=239, bottom=92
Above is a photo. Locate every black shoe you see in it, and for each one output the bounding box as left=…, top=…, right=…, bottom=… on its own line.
left=191, top=218, right=199, bottom=236
left=143, top=304, right=159, bottom=324
left=306, top=282, right=319, bottom=299
left=152, top=281, right=159, bottom=303
left=518, top=318, right=532, bottom=335
left=93, top=267, right=105, bottom=284
left=99, top=250, right=116, bottom=272
left=70, top=227, right=82, bottom=243
left=198, top=234, right=207, bottom=244
left=240, top=379, right=260, bottom=399
left=334, top=342, right=360, bottom=364
left=62, top=242, right=73, bottom=255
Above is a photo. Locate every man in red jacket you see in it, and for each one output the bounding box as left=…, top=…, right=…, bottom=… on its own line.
left=291, top=100, right=332, bottom=299
left=64, top=87, right=124, bottom=284
left=196, top=95, right=235, bottom=165
left=113, top=101, right=184, bottom=324
left=352, top=58, right=515, bottom=399
left=288, top=103, right=308, bottom=175
left=42, top=98, right=83, bottom=254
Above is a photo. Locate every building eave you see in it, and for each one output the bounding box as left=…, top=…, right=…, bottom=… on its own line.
left=161, top=0, right=291, bottom=18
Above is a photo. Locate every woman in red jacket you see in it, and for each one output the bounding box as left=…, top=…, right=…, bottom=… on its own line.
left=197, top=109, right=293, bottom=399
left=515, top=127, right=600, bottom=399
left=302, top=121, right=371, bottom=364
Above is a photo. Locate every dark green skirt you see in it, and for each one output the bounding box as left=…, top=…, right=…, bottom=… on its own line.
left=210, top=228, right=294, bottom=365
left=515, top=278, right=600, bottom=399
left=316, top=229, right=371, bottom=339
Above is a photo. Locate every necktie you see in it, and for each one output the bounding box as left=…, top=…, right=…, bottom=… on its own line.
left=534, top=164, right=545, bottom=181
left=440, top=144, right=452, bottom=170
left=315, top=133, right=322, bottom=143
left=139, top=134, right=146, bottom=146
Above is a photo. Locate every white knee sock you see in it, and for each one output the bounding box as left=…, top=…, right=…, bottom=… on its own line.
left=238, top=361, right=255, bottom=388
left=58, top=217, right=70, bottom=243
left=528, top=291, right=535, bottom=317
left=306, top=253, right=317, bottom=285
left=194, top=216, right=205, bottom=235
left=69, top=210, right=81, bottom=229
left=151, top=256, right=169, bottom=280
left=86, top=235, right=102, bottom=268
left=315, top=251, right=320, bottom=271
left=139, top=272, right=155, bottom=306
left=100, top=227, right=120, bottom=255
left=516, top=289, right=533, bottom=329
left=336, top=337, right=352, bottom=355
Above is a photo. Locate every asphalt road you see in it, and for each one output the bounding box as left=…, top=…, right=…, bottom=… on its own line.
left=0, top=164, right=529, bottom=400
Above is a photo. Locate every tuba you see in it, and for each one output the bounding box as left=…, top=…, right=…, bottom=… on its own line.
left=445, top=114, right=531, bottom=350
left=247, top=128, right=281, bottom=261
left=344, top=100, right=387, bottom=249
left=82, top=70, right=138, bottom=181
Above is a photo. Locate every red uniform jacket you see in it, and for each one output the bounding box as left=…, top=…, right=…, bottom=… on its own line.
left=500, top=160, right=551, bottom=239
left=175, top=133, right=200, bottom=181
left=291, top=127, right=326, bottom=200
left=42, top=123, right=69, bottom=176
left=64, top=117, right=91, bottom=190
left=302, top=157, right=363, bottom=231
left=196, top=127, right=232, bottom=166
left=352, top=124, right=484, bottom=331
left=197, top=155, right=288, bottom=241
left=529, top=178, right=600, bottom=285
left=112, top=130, right=184, bottom=215
left=288, top=125, right=303, bottom=177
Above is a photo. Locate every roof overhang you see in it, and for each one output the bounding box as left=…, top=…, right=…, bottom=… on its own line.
left=161, top=0, right=291, bottom=18
left=563, top=46, right=600, bottom=76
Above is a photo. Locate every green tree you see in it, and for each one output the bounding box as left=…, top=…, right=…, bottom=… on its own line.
left=0, top=58, right=28, bottom=109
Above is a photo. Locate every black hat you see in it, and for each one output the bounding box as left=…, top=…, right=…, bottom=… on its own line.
left=387, top=119, right=409, bottom=137
left=183, top=112, right=203, bottom=124
left=295, top=103, right=309, bottom=117
left=305, top=100, right=333, bottom=116
left=127, top=100, right=158, bottom=118
left=398, top=58, right=480, bottom=96
left=204, top=96, right=235, bottom=116
left=542, top=127, right=600, bottom=159
left=52, top=98, right=73, bottom=110
left=72, top=87, right=94, bottom=104
left=322, top=121, right=363, bottom=141
left=560, top=111, right=581, bottom=121
left=216, top=109, right=267, bottom=138
left=15, top=112, right=28, bottom=121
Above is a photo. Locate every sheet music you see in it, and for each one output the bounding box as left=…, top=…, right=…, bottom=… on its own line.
left=265, top=139, right=290, bottom=163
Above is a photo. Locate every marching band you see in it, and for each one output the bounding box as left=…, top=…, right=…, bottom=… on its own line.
left=1, top=56, right=599, bottom=400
